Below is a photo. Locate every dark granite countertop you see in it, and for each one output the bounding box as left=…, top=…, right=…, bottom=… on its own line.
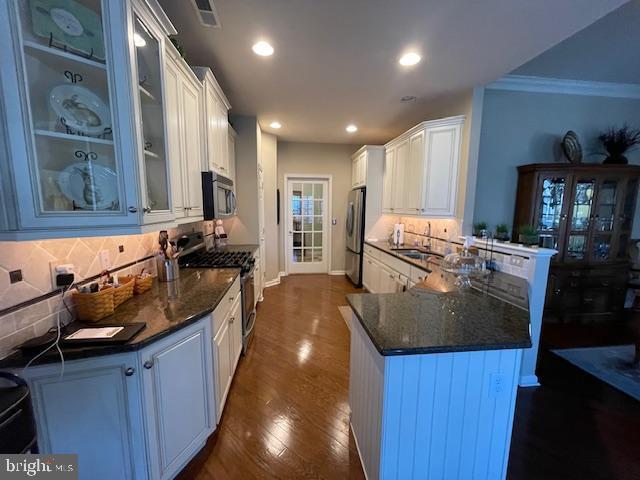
left=365, top=239, right=442, bottom=272
left=1, top=268, right=240, bottom=368
left=348, top=250, right=531, bottom=356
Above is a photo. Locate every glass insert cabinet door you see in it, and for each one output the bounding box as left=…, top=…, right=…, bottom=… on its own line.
left=536, top=176, right=568, bottom=255
left=9, top=0, right=129, bottom=221
left=565, top=178, right=595, bottom=261
left=288, top=180, right=328, bottom=274
left=133, top=13, right=170, bottom=213
left=590, top=178, right=621, bottom=262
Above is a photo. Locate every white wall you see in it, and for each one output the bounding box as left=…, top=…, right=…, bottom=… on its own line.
left=261, top=133, right=279, bottom=283
left=277, top=142, right=359, bottom=273
left=474, top=89, right=640, bottom=236
left=226, top=115, right=259, bottom=244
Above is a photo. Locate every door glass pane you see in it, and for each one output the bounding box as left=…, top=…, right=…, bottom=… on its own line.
left=303, top=183, right=313, bottom=198
left=312, top=249, right=323, bottom=262
left=293, top=233, right=301, bottom=247
left=592, top=234, right=611, bottom=261
left=17, top=0, right=124, bottom=213
left=314, top=200, right=323, bottom=215
left=538, top=178, right=565, bottom=232
left=621, top=179, right=638, bottom=231
left=567, top=235, right=587, bottom=260
left=303, top=249, right=312, bottom=262
left=314, top=232, right=322, bottom=247
left=313, top=216, right=323, bottom=231
left=292, top=216, right=302, bottom=231
left=571, top=180, right=594, bottom=231
left=303, top=233, right=313, bottom=247
left=292, top=248, right=302, bottom=263
left=291, top=184, right=302, bottom=215
left=595, top=181, right=617, bottom=232
left=135, top=16, right=169, bottom=211
left=303, top=217, right=313, bottom=231
left=314, top=183, right=323, bottom=199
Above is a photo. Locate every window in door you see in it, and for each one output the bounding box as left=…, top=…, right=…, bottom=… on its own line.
left=287, top=179, right=329, bottom=274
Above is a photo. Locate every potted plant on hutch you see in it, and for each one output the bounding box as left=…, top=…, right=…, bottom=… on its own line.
left=473, top=222, right=488, bottom=238
left=495, top=224, right=510, bottom=242
left=599, top=125, right=640, bottom=164
left=518, top=225, right=539, bottom=246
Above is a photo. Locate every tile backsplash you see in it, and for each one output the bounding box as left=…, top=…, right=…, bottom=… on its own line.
left=0, top=221, right=204, bottom=358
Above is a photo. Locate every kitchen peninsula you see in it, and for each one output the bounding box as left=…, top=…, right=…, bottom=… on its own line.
left=347, top=263, right=531, bottom=480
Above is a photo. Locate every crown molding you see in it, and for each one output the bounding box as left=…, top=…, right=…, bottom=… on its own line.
left=486, top=75, right=640, bottom=99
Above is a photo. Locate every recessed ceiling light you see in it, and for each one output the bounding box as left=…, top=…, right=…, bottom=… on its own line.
left=270, top=121, right=282, bottom=129
left=399, top=52, right=421, bottom=66
left=252, top=41, right=274, bottom=56
left=134, top=33, right=146, bottom=48
left=346, top=124, right=358, bottom=133
left=401, top=95, right=417, bottom=103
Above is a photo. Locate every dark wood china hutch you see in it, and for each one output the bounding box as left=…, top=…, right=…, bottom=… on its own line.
left=513, top=163, right=640, bottom=322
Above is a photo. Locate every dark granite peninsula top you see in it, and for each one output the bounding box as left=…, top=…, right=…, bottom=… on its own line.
left=217, top=244, right=260, bottom=252
left=347, top=264, right=531, bottom=356
left=0, top=268, right=240, bottom=368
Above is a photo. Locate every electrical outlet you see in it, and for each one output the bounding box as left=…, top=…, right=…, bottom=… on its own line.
left=489, top=373, right=506, bottom=397
left=99, top=250, right=111, bottom=270
left=509, top=255, right=524, bottom=267
left=50, top=260, right=74, bottom=288
left=118, top=245, right=124, bottom=253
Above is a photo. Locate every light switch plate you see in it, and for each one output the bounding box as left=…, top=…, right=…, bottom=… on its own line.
left=489, top=372, right=506, bottom=397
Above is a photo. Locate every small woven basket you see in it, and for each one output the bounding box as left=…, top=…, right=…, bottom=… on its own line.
left=121, top=275, right=153, bottom=295
left=112, top=277, right=135, bottom=307
left=73, top=287, right=115, bottom=323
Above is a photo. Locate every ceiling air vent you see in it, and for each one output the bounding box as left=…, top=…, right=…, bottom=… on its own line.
left=191, top=0, right=222, bottom=28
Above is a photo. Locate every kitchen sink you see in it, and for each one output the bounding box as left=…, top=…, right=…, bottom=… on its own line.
left=398, top=250, right=442, bottom=264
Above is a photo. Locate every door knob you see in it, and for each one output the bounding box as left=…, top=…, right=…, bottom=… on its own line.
left=128, top=206, right=138, bottom=213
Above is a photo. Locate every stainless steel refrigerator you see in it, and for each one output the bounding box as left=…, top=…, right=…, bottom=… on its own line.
left=345, top=187, right=366, bottom=286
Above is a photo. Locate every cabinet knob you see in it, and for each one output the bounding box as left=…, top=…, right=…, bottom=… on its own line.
left=229, top=296, right=234, bottom=302
left=143, top=207, right=152, bottom=214
left=144, top=360, right=154, bottom=369
left=229, top=316, right=234, bottom=324
left=415, top=208, right=420, bottom=211
left=128, top=206, right=138, bottom=213
left=124, top=367, right=135, bottom=376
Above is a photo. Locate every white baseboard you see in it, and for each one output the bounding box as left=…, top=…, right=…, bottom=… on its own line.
left=264, top=277, right=280, bottom=288
left=279, top=271, right=287, bottom=278
left=329, top=270, right=346, bottom=275
left=518, top=374, right=540, bottom=388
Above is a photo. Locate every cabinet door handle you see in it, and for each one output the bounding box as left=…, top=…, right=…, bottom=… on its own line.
left=128, top=206, right=138, bottom=213
left=143, top=360, right=153, bottom=369
left=125, top=367, right=135, bottom=376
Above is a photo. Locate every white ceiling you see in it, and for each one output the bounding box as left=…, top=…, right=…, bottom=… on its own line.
left=514, top=0, right=640, bottom=83
left=159, top=0, right=629, bottom=144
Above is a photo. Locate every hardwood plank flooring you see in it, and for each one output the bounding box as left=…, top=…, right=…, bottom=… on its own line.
left=179, top=274, right=640, bottom=479
left=177, top=274, right=366, bottom=480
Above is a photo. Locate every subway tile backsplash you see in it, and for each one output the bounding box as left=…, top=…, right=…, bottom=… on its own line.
left=0, top=221, right=204, bottom=358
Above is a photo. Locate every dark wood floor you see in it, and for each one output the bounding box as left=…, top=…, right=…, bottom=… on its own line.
left=179, top=275, right=640, bottom=479
left=177, top=274, right=365, bottom=479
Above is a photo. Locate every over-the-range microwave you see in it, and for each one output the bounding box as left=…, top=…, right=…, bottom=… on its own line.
left=202, top=171, right=237, bottom=220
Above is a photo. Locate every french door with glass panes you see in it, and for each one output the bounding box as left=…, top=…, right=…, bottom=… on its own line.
left=286, top=179, right=329, bottom=274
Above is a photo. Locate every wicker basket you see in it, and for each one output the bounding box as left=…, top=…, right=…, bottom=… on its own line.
left=121, top=275, right=153, bottom=295
left=73, top=286, right=115, bottom=323
left=112, top=277, right=135, bottom=307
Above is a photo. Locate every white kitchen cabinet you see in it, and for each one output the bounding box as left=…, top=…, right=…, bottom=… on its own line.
left=23, top=353, right=147, bottom=480
left=0, top=0, right=180, bottom=240
left=140, top=317, right=214, bottom=480
left=382, top=116, right=464, bottom=218
left=164, top=42, right=203, bottom=223
left=211, top=277, right=242, bottom=422
left=363, top=253, right=380, bottom=292
left=193, top=67, right=231, bottom=177
left=351, top=150, right=367, bottom=188
left=214, top=319, right=232, bottom=421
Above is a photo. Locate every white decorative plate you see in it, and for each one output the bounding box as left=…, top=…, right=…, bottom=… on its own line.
left=58, top=161, right=118, bottom=210
left=49, top=84, right=110, bottom=136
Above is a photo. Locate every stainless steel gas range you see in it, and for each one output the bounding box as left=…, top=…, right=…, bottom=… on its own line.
left=178, top=236, right=257, bottom=354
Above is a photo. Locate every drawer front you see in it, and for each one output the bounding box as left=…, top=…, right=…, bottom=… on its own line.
left=409, top=266, right=428, bottom=283
left=213, top=277, right=241, bottom=335
left=378, top=251, right=411, bottom=277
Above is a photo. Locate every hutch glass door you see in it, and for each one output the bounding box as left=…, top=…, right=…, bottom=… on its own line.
left=617, top=178, right=638, bottom=259
left=16, top=0, right=125, bottom=216
left=133, top=14, right=170, bottom=213
left=565, top=178, right=595, bottom=262
left=537, top=176, right=569, bottom=259
left=591, top=179, right=620, bottom=262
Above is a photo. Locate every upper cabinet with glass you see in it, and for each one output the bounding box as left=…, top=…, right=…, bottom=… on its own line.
left=0, top=0, right=177, bottom=239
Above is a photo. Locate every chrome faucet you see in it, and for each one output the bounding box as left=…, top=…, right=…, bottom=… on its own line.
left=423, top=221, right=432, bottom=251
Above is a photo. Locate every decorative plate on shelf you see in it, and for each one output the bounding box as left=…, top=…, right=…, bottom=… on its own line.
left=49, top=84, right=110, bottom=136
left=29, top=0, right=105, bottom=60
left=58, top=161, right=118, bottom=210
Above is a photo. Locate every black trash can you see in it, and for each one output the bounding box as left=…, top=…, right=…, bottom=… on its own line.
left=0, top=372, right=38, bottom=453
